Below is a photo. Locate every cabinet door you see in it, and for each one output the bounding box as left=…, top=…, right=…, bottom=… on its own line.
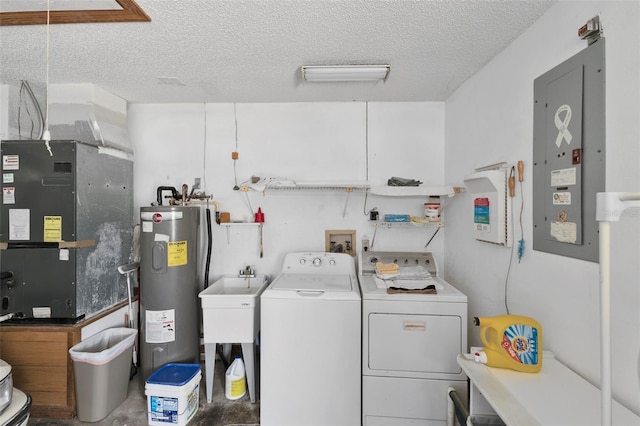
left=0, top=329, right=71, bottom=407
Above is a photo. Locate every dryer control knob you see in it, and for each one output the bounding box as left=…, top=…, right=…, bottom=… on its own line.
left=312, top=257, right=322, bottom=266
left=329, top=259, right=336, bottom=266
left=299, top=258, right=307, bottom=265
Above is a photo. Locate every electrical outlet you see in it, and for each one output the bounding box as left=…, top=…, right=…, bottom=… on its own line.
left=194, top=177, right=201, bottom=189
left=362, top=238, right=370, bottom=252
left=325, top=230, right=356, bottom=256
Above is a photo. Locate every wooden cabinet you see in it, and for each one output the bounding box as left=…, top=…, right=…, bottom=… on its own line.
left=0, top=300, right=131, bottom=418
left=1, top=326, right=78, bottom=418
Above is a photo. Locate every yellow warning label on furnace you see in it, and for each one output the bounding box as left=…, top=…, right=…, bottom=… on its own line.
left=167, top=241, right=188, bottom=267
left=44, top=216, right=62, bottom=242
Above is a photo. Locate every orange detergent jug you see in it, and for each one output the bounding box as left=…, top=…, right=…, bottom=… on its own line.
left=473, top=314, right=543, bottom=373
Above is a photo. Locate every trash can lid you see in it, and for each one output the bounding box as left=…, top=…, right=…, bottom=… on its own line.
left=146, top=363, right=201, bottom=386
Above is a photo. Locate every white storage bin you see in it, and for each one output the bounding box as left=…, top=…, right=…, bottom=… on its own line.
left=145, top=363, right=201, bottom=426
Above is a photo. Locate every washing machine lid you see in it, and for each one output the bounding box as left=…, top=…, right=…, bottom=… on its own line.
left=271, top=273, right=354, bottom=292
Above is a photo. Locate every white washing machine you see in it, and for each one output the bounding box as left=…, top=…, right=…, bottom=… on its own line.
left=260, top=252, right=361, bottom=426
left=359, top=251, right=468, bottom=426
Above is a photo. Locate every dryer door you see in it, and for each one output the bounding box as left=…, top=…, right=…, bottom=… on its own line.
left=368, top=313, right=462, bottom=374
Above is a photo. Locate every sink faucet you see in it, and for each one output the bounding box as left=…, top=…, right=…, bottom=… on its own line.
left=239, top=266, right=255, bottom=278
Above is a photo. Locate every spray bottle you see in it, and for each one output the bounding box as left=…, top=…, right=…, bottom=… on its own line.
left=473, top=314, right=543, bottom=373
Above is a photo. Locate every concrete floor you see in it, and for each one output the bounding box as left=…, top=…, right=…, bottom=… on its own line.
left=29, top=355, right=260, bottom=426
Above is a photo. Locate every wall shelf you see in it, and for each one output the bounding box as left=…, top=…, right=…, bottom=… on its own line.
left=369, top=220, right=444, bottom=250
left=369, top=185, right=459, bottom=197
left=372, top=220, right=444, bottom=228
left=243, top=177, right=459, bottom=197
left=264, top=183, right=369, bottom=192
left=217, top=222, right=262, bottom=244
left=241, top=178, right=460, bottom=220
left=242, top=179, right=368, bottom=218
left=242, top=178, right=368, bottom=193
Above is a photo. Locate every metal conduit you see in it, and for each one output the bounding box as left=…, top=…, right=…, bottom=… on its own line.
left=447, top=387, right=469, bottom=426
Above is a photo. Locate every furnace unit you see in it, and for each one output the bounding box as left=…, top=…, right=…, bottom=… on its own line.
left=0, top=139, right=133, bottom=321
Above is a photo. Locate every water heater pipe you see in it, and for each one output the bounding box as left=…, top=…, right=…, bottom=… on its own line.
left=204, top=204, right=212, bottom=288
left=156, top=186, right=180, bottom=205
left=181, top=184, right=189, bottom=205
left=596, top=192, right=640, bottom=426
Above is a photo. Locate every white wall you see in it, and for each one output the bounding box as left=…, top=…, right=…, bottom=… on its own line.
left=129, top=102, right=447, bottom=281
left=0, top=85, right=9, bottom=139
left=0, top=82, right=46, bottom=141
left=444, top=0, right=640, bottom=414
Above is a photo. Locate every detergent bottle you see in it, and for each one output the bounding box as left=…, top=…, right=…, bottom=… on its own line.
left=225, top=356, right=247, bottom=400
left=473, top=314, right=543, bottom=373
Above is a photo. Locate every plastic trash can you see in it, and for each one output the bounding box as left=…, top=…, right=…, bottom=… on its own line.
left=69, top=327, right=137, bottom=422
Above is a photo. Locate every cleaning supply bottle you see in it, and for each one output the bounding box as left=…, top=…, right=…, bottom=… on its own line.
left=225, top=356, right=247, bottom=400
left=473, top=314, right=543, bottom=373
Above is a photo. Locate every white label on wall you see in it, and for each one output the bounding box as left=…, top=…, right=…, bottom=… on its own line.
left=33, top=307, right=51, bottom=318
left=550, top=167, right=576, bottom=186
left=554, top=104, right=573, bottom=147
left=154, top=233, right=170, bottom=242
left=142, top=221, right=153, bottom=233
left=550, top=221, right=577, bottom=244
left=145, top=309, right=176, bottom=343
left=553, top=192, right=571, bottom=205
left=475, top=223, right=491, bottom=232
left=3, top=173, right=13, bottom=184
left=2, top=155, right=19, bottom=170
left=59, top=249, right=70, bottom=261
left=3, top=187, right=15, bottom=204
left=9, top=208, right=29, bottom=240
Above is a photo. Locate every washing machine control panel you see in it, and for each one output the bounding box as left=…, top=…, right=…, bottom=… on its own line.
left=283, top=252, right=355, bottom=274
left=359, top=251, right=438, bottom=276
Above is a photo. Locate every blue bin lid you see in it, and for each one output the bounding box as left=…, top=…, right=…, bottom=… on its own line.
left=146, top=363, right=201, bottom=386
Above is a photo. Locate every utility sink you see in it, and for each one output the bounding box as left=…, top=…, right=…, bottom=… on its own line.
left=199, top=274, right=270, bottom=342
left=201, top=275, right=269, bottom=300
left=199, top=274, right=270, bottom=404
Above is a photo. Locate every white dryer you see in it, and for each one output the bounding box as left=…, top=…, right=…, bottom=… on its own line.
left=359, top=251, right=468, bottom=426
left=260, top=252, right=361, bottom=426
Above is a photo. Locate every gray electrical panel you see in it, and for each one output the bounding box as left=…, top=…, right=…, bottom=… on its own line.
left=532, top=39, right=605, bottom=262
left=0, top=140, right=133, bottom=320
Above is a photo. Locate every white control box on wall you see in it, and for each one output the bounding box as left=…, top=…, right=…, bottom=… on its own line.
left=464, top=165, right=512, bottom=247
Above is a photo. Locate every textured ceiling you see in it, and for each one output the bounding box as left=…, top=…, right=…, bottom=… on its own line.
left=0, top=0, right=556, bottom=104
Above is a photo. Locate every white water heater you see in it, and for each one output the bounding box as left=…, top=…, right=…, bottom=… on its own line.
left=139, top=205, right=200, bottom=385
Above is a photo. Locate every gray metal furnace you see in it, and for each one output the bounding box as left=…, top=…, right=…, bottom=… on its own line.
left=0, top=139, right=133, bottom=321
left=139, top=205, right=200, bottom=384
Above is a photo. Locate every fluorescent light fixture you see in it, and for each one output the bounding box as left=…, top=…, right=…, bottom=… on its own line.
left=301, top=65, right=390, bottom=82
